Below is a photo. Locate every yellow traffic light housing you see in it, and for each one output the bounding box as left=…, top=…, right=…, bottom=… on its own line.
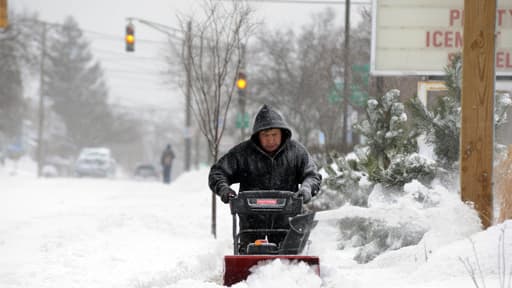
left=125, top=23, right=135, bottom=52
left=236, top=72, right=247, bottom=90
left=0, top=0, right=8, bottom=29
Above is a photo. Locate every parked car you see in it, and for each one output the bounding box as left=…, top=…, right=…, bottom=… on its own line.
left=42, top=164, right=59, bottom=177
left=133, top=163, right=160, bottom=181
left=74, top=147, right=116, bottom=178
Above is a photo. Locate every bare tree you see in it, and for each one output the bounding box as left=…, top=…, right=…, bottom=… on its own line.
left=250, top=8, right=372, bottom=157
left=180, top=0, right=255, bottom=163
left=251, top=9, right=344, bottom=148
left=177, top=0, right=255, bottom=238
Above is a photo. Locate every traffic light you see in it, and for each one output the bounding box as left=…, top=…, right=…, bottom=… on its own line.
left=0, top=0, right=7, bottom=29
left=236, top=72, right=247, bottom=90
left=125, top=23, right=135, bottom=52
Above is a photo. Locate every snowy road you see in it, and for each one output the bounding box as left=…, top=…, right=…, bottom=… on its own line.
left=0, top=170, right=234, bottom=287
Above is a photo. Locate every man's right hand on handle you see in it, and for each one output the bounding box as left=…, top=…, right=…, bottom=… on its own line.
left=220, top=187, right=237, bottom=204
left=295, top=187, right=312, bottom=204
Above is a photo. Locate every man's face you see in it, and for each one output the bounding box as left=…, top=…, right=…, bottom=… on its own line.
left=258, top=128, right=282, bottom=153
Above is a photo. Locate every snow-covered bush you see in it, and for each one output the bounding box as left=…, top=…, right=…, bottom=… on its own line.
left=378, top=153, right=436, bottom=188
left=337, top=215, right=428, bottom=263
left=310, top=152, right=372, bottom=210
left=313, top=89, right=437, bottom=210
left=332, top=179, right=474, bottom=264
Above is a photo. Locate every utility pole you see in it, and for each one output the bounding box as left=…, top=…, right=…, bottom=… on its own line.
left=342, top=0, right=351, bottom=151
left=185, top=21, right=192, bottom=172
left=460, top=0, right=496, bottom=228
left=238, top=44, right=247, bottom=141
left=37, top=22, right=47, bottom=177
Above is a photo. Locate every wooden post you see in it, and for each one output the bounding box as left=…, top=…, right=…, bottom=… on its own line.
left=460, top=0, right=496, bottom=228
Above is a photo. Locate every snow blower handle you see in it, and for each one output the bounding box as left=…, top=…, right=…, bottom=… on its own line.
left=229, top=190, right=300, bottom=255
left=220, top=187, right=237, bottom=204
left=294, top=187, right=312, bottom=204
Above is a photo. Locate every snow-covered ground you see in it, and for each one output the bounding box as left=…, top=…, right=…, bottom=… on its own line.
left=1, top=157, right=511, bottom=288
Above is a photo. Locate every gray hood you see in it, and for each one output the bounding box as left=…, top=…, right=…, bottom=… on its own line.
left=250, top=104, right=292, bottom=143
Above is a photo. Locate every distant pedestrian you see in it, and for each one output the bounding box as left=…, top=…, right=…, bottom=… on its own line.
left=161, top=144, right=175, bottom=184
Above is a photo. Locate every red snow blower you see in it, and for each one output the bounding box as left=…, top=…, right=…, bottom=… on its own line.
left=223, top=190, right=320, bottom=286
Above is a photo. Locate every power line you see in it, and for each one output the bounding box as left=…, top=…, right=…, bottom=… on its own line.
left=92, top=48, right=164, bottom=60
left=83, top=29, right=171, bottom=45
left=222, top=0, right=370, bottom=4
left=106, top=69, right=162, bottom=75
left=105, top=74, right=169, bottom=84
left=101, top=61, right=167, bottom=72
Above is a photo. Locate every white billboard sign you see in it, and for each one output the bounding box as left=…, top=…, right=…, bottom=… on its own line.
left=371, top=0, right=512, bottom=75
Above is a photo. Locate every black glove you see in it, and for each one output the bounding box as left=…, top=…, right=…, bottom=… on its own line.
left=219, top=187, right=236, bottom=204
left=295, top=187, right=312, bottom=204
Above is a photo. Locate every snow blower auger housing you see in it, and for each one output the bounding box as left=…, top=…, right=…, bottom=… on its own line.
left=223, top=190, right=320, bottom=286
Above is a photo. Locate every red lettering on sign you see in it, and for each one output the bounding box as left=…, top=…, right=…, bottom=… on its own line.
left=426, top=30, right=463, bottom=48
left=433, top=31, right=443, bottom=47
left=496, top=52, right=512, bottom=68
left=498, top=9, right=506, bottom=26
left=497, top=52, right=504, bottom=67
left=445, top=31, right=453, bottom=47
left=455, top=31, right=463, bottom=48
left=450, top=9, right=461, bottom=26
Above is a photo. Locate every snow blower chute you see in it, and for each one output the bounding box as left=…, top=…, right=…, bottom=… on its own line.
left=223, top=190, right=320, bottom=286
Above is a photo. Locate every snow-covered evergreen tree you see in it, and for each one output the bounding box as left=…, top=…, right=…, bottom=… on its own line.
left=44, top=16, right=111, bottom=151
left=353, top=89, right=436, bottom=188
left=0, top=34, right=24, bottom=142
left=313, top=89, right=436, bottom=212
left=0, top=12, right=39, bottom=144
left=408, top=53, right=511, bottom=170
left=407, top=55, right=461, bottom=170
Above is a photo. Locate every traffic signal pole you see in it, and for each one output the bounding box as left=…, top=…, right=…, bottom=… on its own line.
left=185, top=21, right=192, bottom=172
left=342, top=0, right=351, bottom=152
left=238, top=44, right=247, bottom=141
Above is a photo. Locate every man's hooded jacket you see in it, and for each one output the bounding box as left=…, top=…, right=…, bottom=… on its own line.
left=209, top=104, right=322, bottom=196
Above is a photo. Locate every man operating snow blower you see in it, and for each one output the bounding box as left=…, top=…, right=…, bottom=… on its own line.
left=209, top=104, right=322, bottom=285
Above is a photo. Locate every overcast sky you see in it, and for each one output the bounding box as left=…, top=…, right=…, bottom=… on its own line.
left=11, top=0, right=367, bottom=116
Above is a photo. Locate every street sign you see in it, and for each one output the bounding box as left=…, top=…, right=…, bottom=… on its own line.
left=236, top=112, right=250, bottom=129
left=352, top=64, right=370, bottom=86
left=327, top=81, right=368, bottom=107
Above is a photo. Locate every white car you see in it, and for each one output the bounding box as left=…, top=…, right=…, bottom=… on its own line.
left=74, top=147, right=116, bottom=178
